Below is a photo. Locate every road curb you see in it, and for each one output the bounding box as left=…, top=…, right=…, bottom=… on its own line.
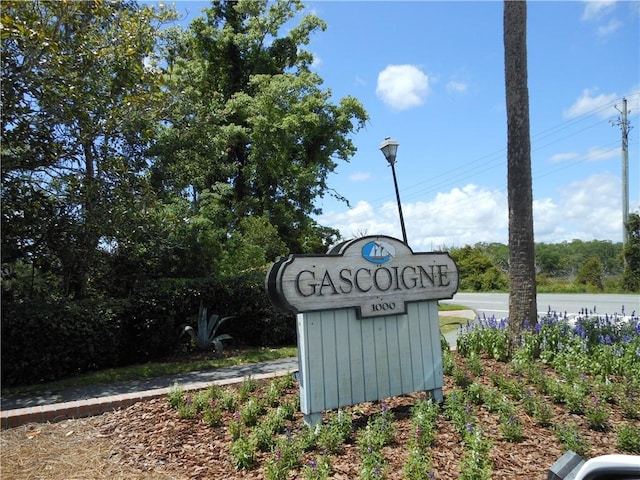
left=1, top=369, right=293, bottom=430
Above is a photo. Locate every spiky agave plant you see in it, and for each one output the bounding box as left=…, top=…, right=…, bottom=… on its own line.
left=182, top=302, right=234, bottom=356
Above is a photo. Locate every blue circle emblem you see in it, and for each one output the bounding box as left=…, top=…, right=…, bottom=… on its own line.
left=361, top=241, right=396, bottom=264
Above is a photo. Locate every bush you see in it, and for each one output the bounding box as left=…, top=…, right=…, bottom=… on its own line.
left=118, top=277, right=213, bottom=364
left=214, top=268, right=296, bottom=347
left=1, top=298, right=123, bottom=387
left=1, top=268, right=297, bottom=387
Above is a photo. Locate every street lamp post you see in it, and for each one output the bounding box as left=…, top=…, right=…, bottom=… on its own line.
left=379, top=137, right=408, bottom=244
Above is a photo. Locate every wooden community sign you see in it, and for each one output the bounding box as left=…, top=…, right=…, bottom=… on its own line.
left=266, top=235, right=459, bottom=319
left=266, top=235, right=460, bottom=424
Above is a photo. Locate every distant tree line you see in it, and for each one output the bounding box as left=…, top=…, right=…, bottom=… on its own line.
left=450, top=215, right=640, bottom=293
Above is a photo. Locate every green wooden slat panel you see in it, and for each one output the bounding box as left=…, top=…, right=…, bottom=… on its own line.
left=297, top=301, right=443, bottom=421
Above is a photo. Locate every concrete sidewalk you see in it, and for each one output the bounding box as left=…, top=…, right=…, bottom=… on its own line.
left=1, top=357, right=298, bottom=429
left=1, top=310, right=477, bottom=430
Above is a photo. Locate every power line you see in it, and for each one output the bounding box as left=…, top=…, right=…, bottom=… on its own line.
left=321, top=93, right=639, bottom=228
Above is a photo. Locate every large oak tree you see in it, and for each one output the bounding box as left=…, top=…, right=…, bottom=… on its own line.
left=2, top=0, right=177, bottom=298
left=152, top=0, right=368, bottom=255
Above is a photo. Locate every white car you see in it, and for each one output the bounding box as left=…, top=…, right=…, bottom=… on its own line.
left=549, top=452, right=640, bottom=480
left=574, top=455, right=640, bottom=480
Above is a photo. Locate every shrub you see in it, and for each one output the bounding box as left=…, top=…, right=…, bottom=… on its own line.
left=1, top=297, right=123, bottom=387
left=214, top=268, right=296, bottom=347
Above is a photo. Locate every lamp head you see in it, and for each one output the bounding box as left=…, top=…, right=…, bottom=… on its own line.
left=380, top=137, right=399, bottom=165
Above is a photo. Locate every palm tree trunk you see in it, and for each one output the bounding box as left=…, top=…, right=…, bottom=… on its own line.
left=504, top=0, right=537, bottom=354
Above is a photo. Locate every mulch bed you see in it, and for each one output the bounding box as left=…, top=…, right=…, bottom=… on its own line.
left=88, top=354, right=633, bottom=480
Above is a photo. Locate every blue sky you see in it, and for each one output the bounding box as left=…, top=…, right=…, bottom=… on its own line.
left=169, top=1, right=639, bottom=250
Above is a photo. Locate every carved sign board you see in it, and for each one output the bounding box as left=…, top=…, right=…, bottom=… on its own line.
left=266, top=236, right=459, bottom=318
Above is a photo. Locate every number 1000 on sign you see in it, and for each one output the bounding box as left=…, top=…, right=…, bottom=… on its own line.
left=372, top=302, right=396, bottom=312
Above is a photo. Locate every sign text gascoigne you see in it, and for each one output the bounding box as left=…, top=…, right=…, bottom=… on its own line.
left=266, top=236, right=458, bottom=318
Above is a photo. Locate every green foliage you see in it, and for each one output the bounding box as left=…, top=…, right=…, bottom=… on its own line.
left=456, top=317, right=509, bottom=361
left=2, top=0, right=178, bottom=299
left=181, top=302, right=234, bottom=353
left=357, top=405, right=396, bottom=452
left=499, top=414, right=523, bottom=442
left=168, top=382, right=184, bottom=409
left=359, top=447, right=387, bottom=480
left=264, top=435, right=302, bottom=479
left=152, top=0, right=366, bottom=254
left=616, top=423, right=640, bottom=453
left=217, top=268, right=297, bottom=347
left=1, top=298, right=123, bottom=387
left=554, top=422, right=591, bottom=457
left=316, top=409, right=353, bottom=454
left=230, top=435, right=257, bottom=470
left=410, top=398, right=440, bottom=450
left=403, top=446, right=434, bottom=480
left=575, top=256, right=604, bottom=290
left=447, top=240, right=629, bottom=293
left=444, top=390, right=475, bottom=435
left=449, top=245, right=508, bottom=291
left=584, top=395, right=611, bottom=431
left=459, top=425, right=492, bottom=480
left=239, top=397, right=265, bottom=426
left=623, top=213, right=640, bottom=292
left=301, top=456, right=332, bottom=480
left=216, top=216, right=289, bottom=276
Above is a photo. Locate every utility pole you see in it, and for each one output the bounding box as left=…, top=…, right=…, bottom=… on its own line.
left=615, top=98, right=631, bottom=248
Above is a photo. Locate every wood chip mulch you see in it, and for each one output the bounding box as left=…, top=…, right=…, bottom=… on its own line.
left=95, top=355, right=635, bottom=479
left=2, top=354, right=636, bottom=480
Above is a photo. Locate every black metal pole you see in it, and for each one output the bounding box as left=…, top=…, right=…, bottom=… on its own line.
left=390, top=162, right=408, bottom=244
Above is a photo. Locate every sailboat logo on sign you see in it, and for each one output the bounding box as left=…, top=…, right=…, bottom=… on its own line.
left=361, top=240, right=396, bottom=264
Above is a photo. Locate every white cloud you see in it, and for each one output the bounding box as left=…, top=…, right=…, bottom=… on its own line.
left=349, top=172, right=373, bottom=182
left=376, top=64, right=430, bottom=111
left=550, top=146, right=618, bottom=164
left=531, top=173, right=626, bottom=242
left=550, top=152, right=579, bottom=163
left=597, top=18, right=622, bottom=36
left=318, top=173, right=631, bottom=248
left=446, top=80, right=468, bottom=94
left=584, top=146, right=619, bottom=161
left=319, top=185, right=508, bottom=249
left=563, top=88, right=618, bottom=119
left=581, top=0, right=617, bottom=21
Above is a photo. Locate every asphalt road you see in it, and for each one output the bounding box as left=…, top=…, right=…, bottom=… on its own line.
left=441, top=292, right=639, bottom=319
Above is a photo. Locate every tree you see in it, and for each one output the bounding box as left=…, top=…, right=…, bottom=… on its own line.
left=503, top=0, right=537, bottom=352
left=151, top=0, right=367, bottom=255
left=1, top=0, right=177, bottom=298
left=622, top=212, right=640, bottom=291
left=450, top=245, right=508, bottom=291
left=575, top=257, right=604, bottom=291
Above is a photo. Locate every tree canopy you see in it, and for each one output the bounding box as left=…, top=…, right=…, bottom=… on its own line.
left=2, top=0, right=368, bottom=300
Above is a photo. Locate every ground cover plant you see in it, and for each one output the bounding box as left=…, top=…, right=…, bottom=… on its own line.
left=2, top=308, right=638, bottom=479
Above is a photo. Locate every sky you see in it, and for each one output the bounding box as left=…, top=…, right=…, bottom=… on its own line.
left=169, top=0, right=640, bottom=251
